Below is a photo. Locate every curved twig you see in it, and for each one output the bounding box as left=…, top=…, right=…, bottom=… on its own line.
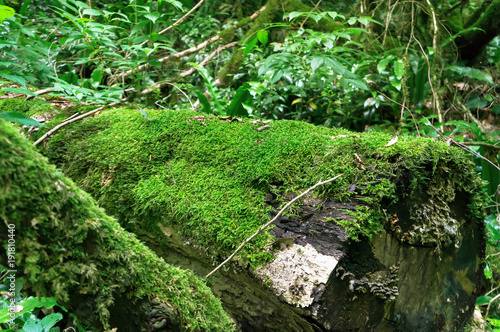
left=205, top=174, right=344, bottom=278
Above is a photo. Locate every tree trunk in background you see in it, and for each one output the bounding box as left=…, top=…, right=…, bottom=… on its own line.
left=33, top=107, right=486, bottom=331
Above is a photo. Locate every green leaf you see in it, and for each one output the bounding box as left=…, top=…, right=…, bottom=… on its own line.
left=389, top=76, right=402, bottom=91
left=144, top=11, right=161, bottom=23
left=327, top=11, right=338, bottom=20
left=0, top=73, right=27, bottom=88
left=0, top=297, right=60, bottom=322
left=377, top=56, right=394, bottom=74
left=40, top=313, right=63, bottom=330
left=192, top=89, right=211, bottom=114
left=131, top=20, right=150, bottom=35
left=82, top=8, right=102, bottom=16
left=0, top=111, right=46, bottom=127
left=476, top=295, right=493, bottom=306
left=342, top=78, right=368, bottom=90
left=139, top=107, right=150, bottom=120
left=394, top=59, right=405, bottom=79
left=311, top=57, right=323, bottom=72
left=283, top=12, right=304, bottom=22
left=488, top=317, right=500, bottom=327
left=0, top=5, right=15, bottom=22
left=358, top=17, right=369, bottom=25
left=347, top=17, right=357, bottom=25
left=257, top=30, right=268, bottom=47
left=227, top=83, right=250, bottom=116
left=271, top=69, right=284, bottom=84
left=445, top=65, right=494, bottom=85
left=0, top=87, right=38, bottom=96
left=91, top=69, right=103, bottom=88
left=244, top=35, right=259, bottom=56
left=324, top=57, right=346, bottom=75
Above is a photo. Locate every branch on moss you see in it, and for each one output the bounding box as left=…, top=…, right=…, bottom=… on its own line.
left=462, top=141, right=500, bottom=151
left=34, top=41, right=239, bottom=146
left=33, top=100, right=124, bottom=146
left=205, top=174, right=343, bottom=278
left=26, top=88, right=57, bottom=100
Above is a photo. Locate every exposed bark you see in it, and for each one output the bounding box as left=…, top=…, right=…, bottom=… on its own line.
left=33, top=107, right=486, bottom=331
left=454, top=0, right=500, bottom=61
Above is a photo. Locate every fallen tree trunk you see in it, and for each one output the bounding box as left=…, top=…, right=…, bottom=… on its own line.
left=0, top=119, right=235, bottom=331
left=35, top=107, right=486, bottom=331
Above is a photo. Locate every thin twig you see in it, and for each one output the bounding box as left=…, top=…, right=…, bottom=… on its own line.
left=140, top=0, right=207, bottom=46
left=179, top=42, right=238, bottom=78
left=113, top=6, right=266, bottom=82
left=161, top=82, right=195, bottom=110
left=462, top=141, right=500, bottom=151
left=61, top=112, right=80, bottom=124
left=205, top=174, right=343, bottom=278
left=33, top=100, right=123, bottom=146
left=26, top=88, right=56, bottom=100
left=300, top=0, right=322, bottom=29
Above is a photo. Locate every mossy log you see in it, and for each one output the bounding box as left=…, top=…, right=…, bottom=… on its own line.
left=33, top=107, right=485, bottom=331
left=0, top=119, right=235, bottom=331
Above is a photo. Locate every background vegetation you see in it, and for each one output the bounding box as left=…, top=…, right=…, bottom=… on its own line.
left=0, top=0, right=499, bottom=330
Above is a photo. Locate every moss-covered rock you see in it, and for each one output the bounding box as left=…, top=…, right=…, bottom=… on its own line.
left=0, top=119, right=235, bottom=331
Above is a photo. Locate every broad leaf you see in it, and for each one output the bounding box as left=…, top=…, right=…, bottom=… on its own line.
left=0, top=112, right=46, bottom=127
left=377, top=56, right=394, bottom=74
left=0, top=87, right=38, bottom=96
left=244, top=36, right=259, bottom=56
left=394, top=59, right=405, bottom=79
left=227, top=83, right=251, bottom=116
left=0, top=5, right=15, bottom=22
left=0, top=73, right=27, bottom=88
left=192, top=89, right=211, bottom=114
left=145, top=11, right=161, bottom=23
left=310, top=57, right=323, bottom=72
left=257, top=30, right=268, bottom=47
left=445, top=65, right=494, bottom=85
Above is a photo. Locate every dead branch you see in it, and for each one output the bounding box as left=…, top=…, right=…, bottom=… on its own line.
left=205, top=174, right=344, bottom=278
left=26, top=88, right=57, bottom=100
left=33, top=100, right=124, bottom=146
left=113, top=6, right=265, bottom=82
left=140, top=0, right=207, bottom=46
left=179, top=42, right=238, bottom=78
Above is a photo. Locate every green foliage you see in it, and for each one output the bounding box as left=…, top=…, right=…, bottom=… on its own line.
left=0, top=111, right=45, bottom=127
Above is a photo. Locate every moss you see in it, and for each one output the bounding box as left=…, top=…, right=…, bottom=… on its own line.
left=35, top=108, right=486, bottom=266
left=0, top=98, right=55, bottom=117
left=0, top=119, right=235, bottom=331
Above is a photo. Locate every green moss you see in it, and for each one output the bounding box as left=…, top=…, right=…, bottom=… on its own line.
left=0, top=98, right=55, bottom=117
left=36, top=108, right=486, bottom=266
left=0, top=119, right=235, bottom=331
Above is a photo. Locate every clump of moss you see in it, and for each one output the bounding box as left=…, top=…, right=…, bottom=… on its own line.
left=0, top=98, right=54, bottom=117
left=0, top=119, right=235, bottom=331
left=37, top=107, right=486, bottom=266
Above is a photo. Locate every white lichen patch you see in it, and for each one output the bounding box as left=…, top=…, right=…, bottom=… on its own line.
left=255, top=243, right=338, bottom=308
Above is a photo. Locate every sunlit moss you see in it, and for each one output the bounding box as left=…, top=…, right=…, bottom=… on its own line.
left=31, top=107, right=486, bottom=266
left=0, top=119, right=235, bottom=331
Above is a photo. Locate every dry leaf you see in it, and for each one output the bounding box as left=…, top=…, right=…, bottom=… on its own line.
left=386, top=136, right=398, bottom=147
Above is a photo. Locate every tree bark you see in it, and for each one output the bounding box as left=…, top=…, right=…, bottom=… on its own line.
left=454, top=0, right=500, bottom=61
